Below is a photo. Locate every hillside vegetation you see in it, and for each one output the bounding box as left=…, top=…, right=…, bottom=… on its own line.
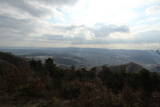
left=0, top=51, right=160, bottom=107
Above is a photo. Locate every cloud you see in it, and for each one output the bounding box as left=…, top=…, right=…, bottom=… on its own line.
left=133, top=30, right=160, bottom=43
left=0, top=0, right=159, bottom=49
left=0, top=0, right=79, bottom=46
left=0, top=0, right=50, bottom=18
left=36, top=0, right=78, bottom=6
left=146, top=5, right=160, bottom=15
left=39, top=24, right=130, bottom=45
left=0, top=0, right=78, bottom=19
left=42, top=28, right=160, bottom=45
left=0, top=0, right=131, bottom=45
left=92, top=24, right=129, bottom=37
left=0, top=15, right=38, bottom=41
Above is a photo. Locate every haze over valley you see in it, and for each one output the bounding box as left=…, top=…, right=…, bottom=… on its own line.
left=1, top=47, right=160, bottom=72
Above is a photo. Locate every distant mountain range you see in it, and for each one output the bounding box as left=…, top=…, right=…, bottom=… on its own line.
left=1, top=47, right=160, bottom=71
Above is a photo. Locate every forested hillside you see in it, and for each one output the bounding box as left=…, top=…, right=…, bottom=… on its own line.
left=0, top=51, right=160, bottom=107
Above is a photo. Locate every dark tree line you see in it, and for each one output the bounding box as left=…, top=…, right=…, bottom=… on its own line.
left=0, top=51, right=160, bottom=107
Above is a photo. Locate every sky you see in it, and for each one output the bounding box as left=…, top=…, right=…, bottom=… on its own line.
left=0, top=0, right=160, bottom=49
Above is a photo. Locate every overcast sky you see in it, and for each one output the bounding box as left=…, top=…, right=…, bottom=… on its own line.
left=0, top=0, right=160, bottom=49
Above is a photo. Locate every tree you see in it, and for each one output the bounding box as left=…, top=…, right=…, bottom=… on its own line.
left=45, top=58, right=56, bottom=75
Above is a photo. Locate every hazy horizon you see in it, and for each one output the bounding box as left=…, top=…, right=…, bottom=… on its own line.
left=0, top=46, right=159, bottom=51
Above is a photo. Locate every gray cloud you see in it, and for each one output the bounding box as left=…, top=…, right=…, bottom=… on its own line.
left=35, top=0, right=78, bottom=6
left=0, top=0, right=77, bottom=18
left=43, top=34, right=65, bottom=41
left=91, top=24, right=129, bottom=37
left=0, top=0, right=49, bottom=18
left=0, top=0, right=79, bottom=46
left=41, top=29, right=160, bottom=45
left=0, top=0, right=131, bottom=46
left=0, top=14, right=40, bottom=43
left=40, top=24, right=130, bottom=44
left=133, top=30, right=160, bottom=43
